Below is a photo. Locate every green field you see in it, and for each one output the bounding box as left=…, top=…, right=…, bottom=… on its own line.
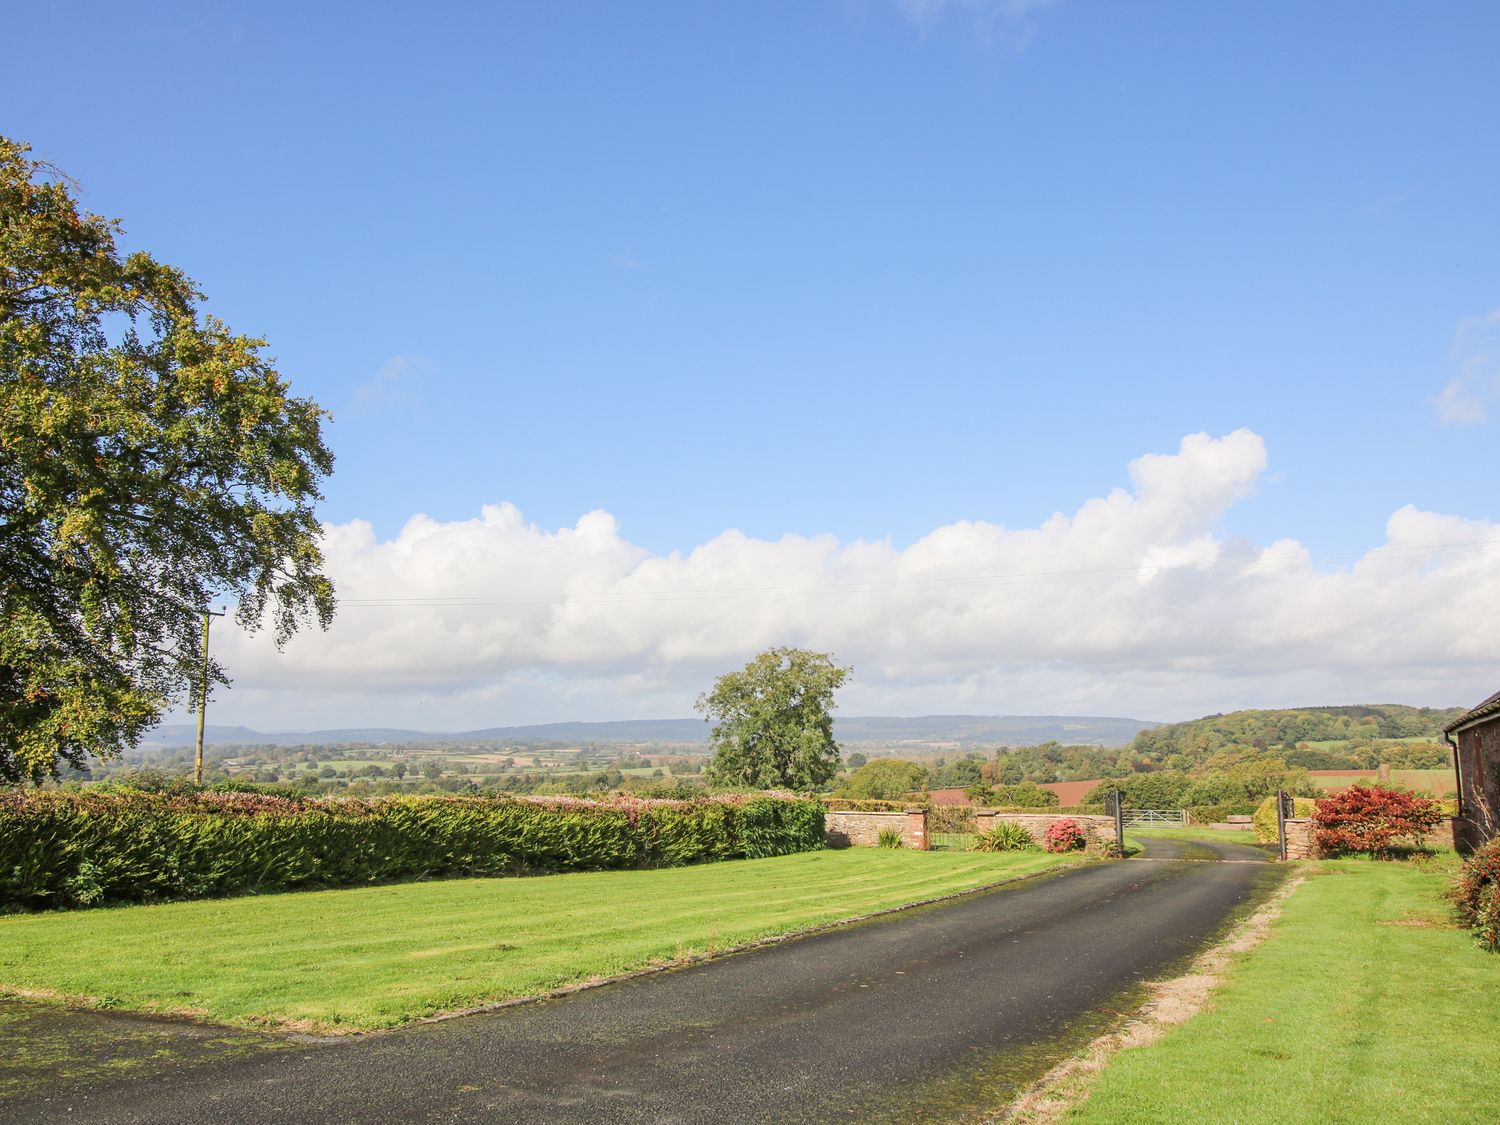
left=1063, top=857, right=1499, bottom=1123
left=0, top=849, right=1071, bottom=1033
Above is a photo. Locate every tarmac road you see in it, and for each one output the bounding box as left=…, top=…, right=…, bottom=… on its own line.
left=1, top=837, right=1281, bottom=1124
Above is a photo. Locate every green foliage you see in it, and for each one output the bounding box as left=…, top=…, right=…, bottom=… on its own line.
left=982, top=741, right=1123, bottom=786
left=737, top=796, right=827, bottom=858
left=836, top=758, right=927, bottom=800
left=1127, top=705, right=1465, bottom=768
left=930, top=754, right=983, bottom=788
left=1251, top=795, right=1318, bottom=842
left=697, top=647, right=851, bottom=791
left=876, top=827, right=904, bottom=848
left=1082, top=760, right=1318, bottom=812
left=988, top=781, right=1060, bottom=808
left=0, top=137, right=335, bottom=782
left=1451, top=838, right=1500, bottom=951
left=0, top=790, right=825, bottom=909
left=821, top=797, right=907, bottom=812
left=971, top=821, right=1037, bottom=852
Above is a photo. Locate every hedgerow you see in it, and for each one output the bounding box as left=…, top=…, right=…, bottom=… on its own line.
left=0, top=789, right=825, bottom=910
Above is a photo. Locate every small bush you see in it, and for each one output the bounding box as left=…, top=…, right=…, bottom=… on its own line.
left=1312, top=785, right=1445, bottom=857
left=1088, top=838, right=1124, bottom=859
left=971, top=822, right=1037, bottom=852
left=1452, top=838, right=1500, bottom=951
left=876, top=827, right=905, bottom=849
left=1043, top=818, right=1087, bottom=853
left=1251, top=795, right=1318, bottom=843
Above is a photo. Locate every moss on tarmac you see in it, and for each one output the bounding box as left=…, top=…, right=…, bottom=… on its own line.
left=0, top=999, right=290, bottom=1103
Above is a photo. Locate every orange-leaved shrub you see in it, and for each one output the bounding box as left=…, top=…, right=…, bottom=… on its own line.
left=1311, top=784, right=1444, bottom=857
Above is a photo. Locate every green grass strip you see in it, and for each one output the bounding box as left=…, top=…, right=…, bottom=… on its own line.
left=1129, top=827, right=1263, bottom=845
left=0, top=849, right=1068, bottom=1033
left=1064, top=857, right=1500, bottom=1124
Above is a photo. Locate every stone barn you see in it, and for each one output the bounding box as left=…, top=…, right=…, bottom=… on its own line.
left=1447, top=690, right=1500, bottom=852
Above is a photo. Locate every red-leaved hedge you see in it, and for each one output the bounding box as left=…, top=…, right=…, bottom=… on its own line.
left=1311, top=784, right=1444, bottom=857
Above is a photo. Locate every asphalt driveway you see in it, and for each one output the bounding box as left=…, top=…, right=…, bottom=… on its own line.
left=0, top=837, right=1282, bottom=1124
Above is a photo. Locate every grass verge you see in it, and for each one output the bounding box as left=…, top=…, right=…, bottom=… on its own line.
left=0, top=848, right=1071, bottom=1033
left=1051, top=856, right=1498, bottom=1124
left=1129, top=826, right=1264, bottom=846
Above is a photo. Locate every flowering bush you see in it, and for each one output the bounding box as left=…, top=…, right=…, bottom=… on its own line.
left=1311, top=785, right=1445, bottom=857
left=1452, top=838, right=1500, bottom=951
left=1043, top=817, right=1087, bottom=853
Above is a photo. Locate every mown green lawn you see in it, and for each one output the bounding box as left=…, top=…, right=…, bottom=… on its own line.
left=1130, top=826, right=1264, bottom=846
left=1064, top=857, right=1500, bottom=1124
left=0, top=848, right=1069, bottom=1033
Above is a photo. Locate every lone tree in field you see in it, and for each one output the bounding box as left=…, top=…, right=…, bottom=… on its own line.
left=697, top=647, right=850, bottom=791
left=0, top=137, right=335, bottom=783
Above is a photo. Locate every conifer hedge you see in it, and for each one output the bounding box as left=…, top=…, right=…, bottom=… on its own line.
left=0, top=790, right=825, bottom=910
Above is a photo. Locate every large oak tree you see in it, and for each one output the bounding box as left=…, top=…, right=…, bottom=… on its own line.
left=0, top=137, right=335, bottom=782
left=697, top=647, right=850, bottom=791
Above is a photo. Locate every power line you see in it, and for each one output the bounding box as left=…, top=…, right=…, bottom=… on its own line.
left=333, top=538, right=1500, bottom=610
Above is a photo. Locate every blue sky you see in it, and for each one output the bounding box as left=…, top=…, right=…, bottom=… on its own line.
left=11, top=2, right=1500, bottom=727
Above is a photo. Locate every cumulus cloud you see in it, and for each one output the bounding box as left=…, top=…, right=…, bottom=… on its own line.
left=1435, top=307, right=1500, bottom=425
left=212, top=429, right=1500, bottom=728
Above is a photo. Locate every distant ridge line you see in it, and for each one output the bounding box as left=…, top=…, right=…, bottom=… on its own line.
left=137, top=713, right=1160, bottom=750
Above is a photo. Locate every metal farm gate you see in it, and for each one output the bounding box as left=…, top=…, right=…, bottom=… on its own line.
left=1120, top=809, right=1188, bottom=828
left=928, top=804, right=978, bottom=850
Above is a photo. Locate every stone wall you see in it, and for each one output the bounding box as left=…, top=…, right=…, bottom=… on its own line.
left=1280, top=816, right=1458, bottom=860
left=825, top=807, right=1116, bottom=852
left=975, top=811, right=1117, bottom=850
left=824, top=808, right=928, bottom=850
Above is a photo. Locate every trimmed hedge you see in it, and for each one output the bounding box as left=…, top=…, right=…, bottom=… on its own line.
left=0, top=790, right=825, bottom=910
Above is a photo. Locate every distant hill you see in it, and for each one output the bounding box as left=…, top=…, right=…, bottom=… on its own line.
left=1127, top=704, right=1467, bottom=765
left=834, top=714, right=1156, bottom=747
left=136, top=713, right=1158, bottom=750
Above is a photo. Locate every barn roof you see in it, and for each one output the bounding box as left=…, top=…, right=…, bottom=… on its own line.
left=1444, top=690, right=1500, bottom=735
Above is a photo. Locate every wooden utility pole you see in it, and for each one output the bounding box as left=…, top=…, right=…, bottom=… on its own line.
left=195, top=607, right=226, bottom=786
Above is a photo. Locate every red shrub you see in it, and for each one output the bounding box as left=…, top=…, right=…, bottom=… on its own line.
left=1452, top=838, right=1500, bottom=951
left=1043, top=818, right=1086, bottom=853
left=1311, top=784, right=1444, bottom=857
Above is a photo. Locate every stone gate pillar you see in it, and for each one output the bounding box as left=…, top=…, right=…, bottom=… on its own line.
left=905, top=807, right=929, bottom=850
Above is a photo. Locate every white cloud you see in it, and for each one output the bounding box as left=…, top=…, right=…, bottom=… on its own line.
left=353, top=355, right=433, bottom=407
left=1435, top=307, right=1500, bottom=425
left=212, top=429, right=1500, bottom=729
